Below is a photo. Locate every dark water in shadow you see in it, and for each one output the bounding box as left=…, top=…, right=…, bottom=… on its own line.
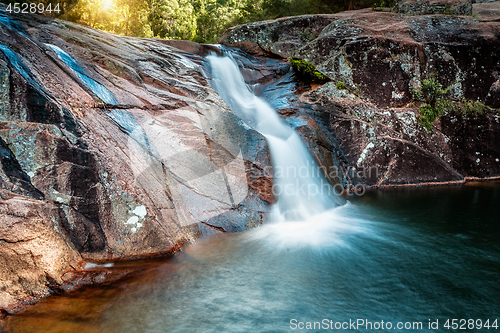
left=6, top=183, right=500, bottom=333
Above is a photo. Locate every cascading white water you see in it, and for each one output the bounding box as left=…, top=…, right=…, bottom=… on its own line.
left=208, top=54, right=345, bottom=223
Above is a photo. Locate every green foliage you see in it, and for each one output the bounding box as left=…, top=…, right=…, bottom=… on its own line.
left=336, top=81, right=346, bottom=90
left=411, top=75, right=492, bottom=132
left=55, top=0, right=385, bottom=43
left=266, top=0, right=384, bottom=17
left=411, top=74, right=451, bottom=132
left=441, top=99, right=490, bottom=116
left=262, top=0, right=315, bottom=19
left=62, top=0, right=152, bottom=37
left=149, top=0, right=197, bottom=39
left=371, top=0, right=397, bottom=9
left=192, top=0, right=243, bottom=43
left=411, top=74, right=450, bottom=108
left=455, top=100, right=487, bottom=115
left=289, top=58, right=330, bottom=82
left=416, top=101, right=446, bottom=132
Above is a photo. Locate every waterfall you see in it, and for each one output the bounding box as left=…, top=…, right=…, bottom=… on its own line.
left=207, top=54, right=345, bottom=222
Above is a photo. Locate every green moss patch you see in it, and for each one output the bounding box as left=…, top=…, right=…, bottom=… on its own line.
left=289, top=58, right=330, bottom=83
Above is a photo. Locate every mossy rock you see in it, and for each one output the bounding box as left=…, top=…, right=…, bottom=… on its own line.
left=289, top=58, right=330, bottom=83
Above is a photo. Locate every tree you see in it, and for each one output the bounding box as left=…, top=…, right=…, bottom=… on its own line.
left=116, top=0, right=149, bottom=36
left=53, top=0, right=384, bottom=42
left=191, top=0, right=243, bottom=43
left=147, top=0, right=197, bottom=39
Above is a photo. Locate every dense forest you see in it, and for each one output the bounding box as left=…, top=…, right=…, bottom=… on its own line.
left=1, top=0, right=384, bottom=43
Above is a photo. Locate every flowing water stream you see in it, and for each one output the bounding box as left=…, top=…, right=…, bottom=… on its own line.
left=208, top=54, right=345, bottom=223
left=5, top=184, right=500, bottom=332
left=4, top=53, right=500, bottom=333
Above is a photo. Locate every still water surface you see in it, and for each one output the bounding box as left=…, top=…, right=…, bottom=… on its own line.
left=7, top=183, right=500, bottom=332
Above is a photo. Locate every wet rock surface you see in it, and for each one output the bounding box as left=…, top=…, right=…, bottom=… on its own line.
left=0, top=7, right=274, bottom=311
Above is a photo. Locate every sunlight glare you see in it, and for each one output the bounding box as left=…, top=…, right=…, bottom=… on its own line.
left=101, top=0, right=113, bottom=10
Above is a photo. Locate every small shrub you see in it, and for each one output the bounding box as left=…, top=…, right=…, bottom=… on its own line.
left=411, top=74, right=450, bottom=108
left=442, top=99, right=489, bottom=116
left=417, top=102, right=446, bottom=132
left=336, top=81, right=346, bottom=90
left=461, top=100, right=487, bottom=115
left=289, top=58, right=330, bottom=83
left=411, top=74, right=451, bottom=132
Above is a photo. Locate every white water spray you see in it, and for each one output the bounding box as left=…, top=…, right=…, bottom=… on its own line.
left=208, top=55, right=345, bottom=224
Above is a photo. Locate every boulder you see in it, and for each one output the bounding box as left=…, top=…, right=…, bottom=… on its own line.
left=220, top=9, right=500, bottom=108
left=220, top=9, right=500, bottom=189
left=473, top=1, right=500, bottom=22
left=0, top=7, right=274, bottom=311
left=0, top=190, right=84, bottom=313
